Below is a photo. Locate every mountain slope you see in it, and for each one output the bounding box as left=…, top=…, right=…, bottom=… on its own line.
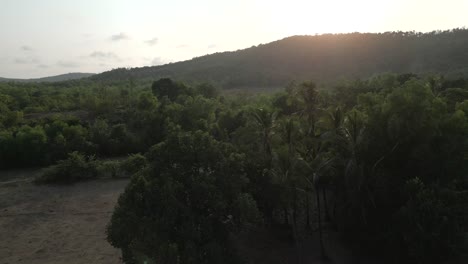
left=92, top=29, right=468, bottom=88
left=0, top=72, right=95, bottom=83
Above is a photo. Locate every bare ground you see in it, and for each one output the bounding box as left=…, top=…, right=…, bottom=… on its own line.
left=0, top=169, right=128, bottom=264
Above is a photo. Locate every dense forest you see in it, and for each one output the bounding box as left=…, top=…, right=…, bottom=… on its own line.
left=1, top=72, right=467, bottom=263
left=92, top=29, right=468, bottom=88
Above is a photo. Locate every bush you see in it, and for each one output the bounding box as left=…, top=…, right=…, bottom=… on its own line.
left=97, top=160, right=123, bottom=179
left=23, top=106, right=45, bottom=113
left=35, top=151, right=98, bottom=184
left=94, top=155, right=147, bottom=179
left=120, top=153, right=147, bottom=175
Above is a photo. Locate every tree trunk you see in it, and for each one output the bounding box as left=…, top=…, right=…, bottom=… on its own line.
left=264, top=206, right=273, bottom=226
left=322, top=189, right=330, bottom=222
left=291, top=184, right=302, bottom=264
left=290, top=196, right=302, bottom=264
left=316, top=188, right=326, bottom=259
left=290, top=213, right=302, bottom=264
left=293, top=185, right=297, bottom=228
left=306, top=191, right=310, bottom=229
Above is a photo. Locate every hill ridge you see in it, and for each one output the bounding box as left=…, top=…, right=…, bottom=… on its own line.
left=0, top=72, right=95, bottom=83
left=92, top=29, right=468, bottom=88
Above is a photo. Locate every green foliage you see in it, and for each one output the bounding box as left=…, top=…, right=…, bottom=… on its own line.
left=151, top=78, right=190, bottom=101
left=107, top=130, right=252, bottom=264
left=330, top=79, right=468, bottom=263
left=1, top=110, right=23, bottom=128
left=195, top=83, right=219, bottom=98
left=234, top=193, right=262, bottom=226
left=137, top=92, right=159, bottom=110
left=120, top=153, right=147, bottom=175
left=394, top=178, right=467, bottom=263
left=36, top=152, right=98, bottom=184
left=90, top=119, right=111, bottom=154
left=97, top=160, right=123, bottom=179
left=96, top=156, right=147, bottom=180
left=1, top=74, right=467, bottom=263
left=0, top=125, right=47, bottom=168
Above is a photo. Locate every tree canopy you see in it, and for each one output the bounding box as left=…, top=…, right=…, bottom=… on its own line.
left=1, top=73, right=467, bottom=263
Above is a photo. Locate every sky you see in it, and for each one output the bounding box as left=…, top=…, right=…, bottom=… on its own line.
left=1, top=0, right=467, bottom=78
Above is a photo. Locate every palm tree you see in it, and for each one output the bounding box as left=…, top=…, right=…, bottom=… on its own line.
left=272, top=117, right=304, bottom=264
left=251, top=108, right=279, bottom=224
left=313, top=172, right=326, bottom=260
left=339, top=110, right=399, bottom=228
left=296, top=135, right=334, bottom=260
left=297, top=82, right=320, bottom=136
left=251, top=108, right=277, bottom=168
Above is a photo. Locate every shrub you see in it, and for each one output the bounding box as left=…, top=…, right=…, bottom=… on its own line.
left=23, top=106, right=45, bottom=113
left=120, top=153, right=147, bottom=175
left=95, top=155, right=147, bottom=179
left=97, top=160, right=123, bottom=179
left=35, top=151, right=98, bottom=184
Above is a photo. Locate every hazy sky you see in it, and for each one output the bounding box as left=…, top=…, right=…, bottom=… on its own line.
left=1, top=0, right=467, bottom=78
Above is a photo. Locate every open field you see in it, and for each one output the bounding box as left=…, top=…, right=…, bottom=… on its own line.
left=0, top=169, right=127, bottom=264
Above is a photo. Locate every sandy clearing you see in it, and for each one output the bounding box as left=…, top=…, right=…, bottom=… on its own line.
left=0, top=173, right=128, bottom=264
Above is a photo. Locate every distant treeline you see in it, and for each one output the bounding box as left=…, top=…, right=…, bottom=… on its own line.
left=92, top=29, right=468, bottom=88
left=0, top=73, right=95, bottom=83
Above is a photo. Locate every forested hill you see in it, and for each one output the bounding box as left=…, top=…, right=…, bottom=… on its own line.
left=0, top=72, right=95, bottom=83
left=91, top=29, right=468, bottom=88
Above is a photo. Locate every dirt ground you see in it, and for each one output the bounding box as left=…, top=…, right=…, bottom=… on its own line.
left=0, top=169, right=128, bottom=264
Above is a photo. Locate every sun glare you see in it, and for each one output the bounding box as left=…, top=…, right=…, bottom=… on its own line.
left=256, top=0, right=399, bottom=35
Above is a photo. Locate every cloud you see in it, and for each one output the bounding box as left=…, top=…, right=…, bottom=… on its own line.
left=37, top=64, right=49, bottom=69
left=145, top=37, right=159, bottom=46
left=151, top=57, right=164, bottom=66
left=21, top=45, right=33, bottom=52
left=14, top=58, right=28, bottom=64
left=109, top=32, right=130, bottom=41
left=207, top=44, right=217, bottom=49
left=57, top=60, right=79, bottom=68
left=176, top=44, right=189, bottom=48
left=14, top=57, right=40, bottom=64
left=90, top=51, right=119, bottom=60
